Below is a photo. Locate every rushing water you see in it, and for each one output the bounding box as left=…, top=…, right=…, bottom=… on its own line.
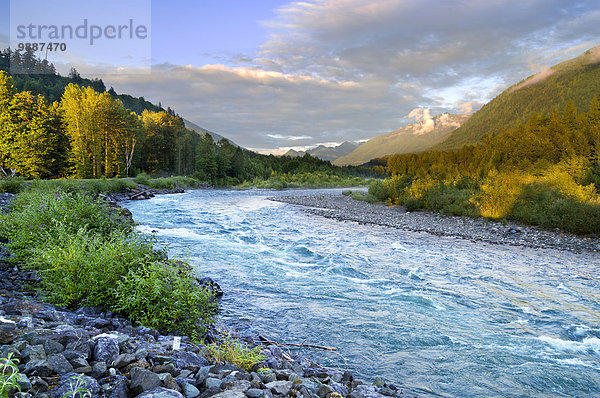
left=124, top=188, right=600, bottom=397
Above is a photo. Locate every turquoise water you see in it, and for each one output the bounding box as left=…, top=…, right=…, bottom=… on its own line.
left=125, top=189, right=600, bottom=397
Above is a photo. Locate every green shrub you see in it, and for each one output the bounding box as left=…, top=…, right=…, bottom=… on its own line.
left=404, top=198, right=424, bottom=212
left=205, top=338, right=265, bottom=371
left=421, top=184, right=480, bottom=217
left=0, top=188, right=215, bottom=337
left=0, top=177, right=27, bottom=194
left=509, top=183, right=600, bottom=235
left=134, top=172, right=151, bottom=186
left=0, top=190, right=131, bottom=259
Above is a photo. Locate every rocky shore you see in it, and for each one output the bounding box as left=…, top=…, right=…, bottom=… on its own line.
left=270, top=193, right=600, bottom=253
left=0, top=189, right=412, bottom=398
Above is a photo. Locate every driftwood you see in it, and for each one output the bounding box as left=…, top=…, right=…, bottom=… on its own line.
left=129, top=191, right=148, bottom=200
left=257, top=335, right=337, bottom=351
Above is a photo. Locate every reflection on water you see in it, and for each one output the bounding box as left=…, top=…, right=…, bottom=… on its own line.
left=125, top=189, right=600, bottom=397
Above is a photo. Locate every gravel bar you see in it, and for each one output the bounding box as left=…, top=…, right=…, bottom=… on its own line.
left=270, top=193, right=600, bottom=253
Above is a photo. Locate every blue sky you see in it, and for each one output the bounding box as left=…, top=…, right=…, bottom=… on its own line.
left=1, top=1, right=600, bottom=153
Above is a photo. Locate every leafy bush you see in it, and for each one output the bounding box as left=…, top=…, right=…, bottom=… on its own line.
left=0, top=177, right=27, bottom=194
left=509, top=183, right=600, bottom=235
left=0, top=188, right=215, bottom=337
left=0, top=190, right=131, bottom=259
left=205, top=338, right=265, bottom=371
left=134, top=172, right=151, bottom=186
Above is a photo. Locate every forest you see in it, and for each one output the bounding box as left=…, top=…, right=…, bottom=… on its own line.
left=0, top=49, right=372, bottom=186
left=369, top=98, right=600, bottom=234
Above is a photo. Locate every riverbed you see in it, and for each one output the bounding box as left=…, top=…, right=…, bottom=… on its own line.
left=124, top=188, right=600, bottom=397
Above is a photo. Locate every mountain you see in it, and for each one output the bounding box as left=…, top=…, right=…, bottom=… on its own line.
left=334, top=113, right=469, bottom=166
left=283, top=141, right=358, bottom=161
left=283, top=149, right=307, bottom=157
left=182, top=119, right=240, bottom=148
left=308, top=141, right=358, bottom=161
left=434, top=46, right=600, bottom=151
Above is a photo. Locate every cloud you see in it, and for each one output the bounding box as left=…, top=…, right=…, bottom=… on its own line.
left=100, top=0, right=600, bottom=151
left=407, top=108, right=435, bottom=135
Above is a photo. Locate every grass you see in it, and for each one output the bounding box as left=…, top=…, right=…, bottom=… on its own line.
left=0, top=189, right=215, bottom=338
left=237, top=172, right=369, bottom=190
left=0, top=174, right=204, bottom=195
left=204, top=338, right=266, bottom=371
left=342, top=190, right=381, bottom=203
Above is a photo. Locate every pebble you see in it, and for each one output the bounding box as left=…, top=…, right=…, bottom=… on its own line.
left=270, top=194, right=600, bottom=253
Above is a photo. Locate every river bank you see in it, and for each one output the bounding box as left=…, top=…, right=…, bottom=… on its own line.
left=269, top=193, right=600, bottom=253
left=0, top=188, right=412, bottom=398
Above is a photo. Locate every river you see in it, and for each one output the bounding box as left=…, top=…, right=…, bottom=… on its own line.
left=124, top=188, right=600, bottom=397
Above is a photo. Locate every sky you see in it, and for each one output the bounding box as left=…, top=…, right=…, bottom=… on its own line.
left=1, top=0, right=600, bottom=154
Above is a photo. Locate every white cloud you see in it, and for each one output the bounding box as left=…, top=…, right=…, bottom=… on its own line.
left=99, top=0, right=600, bottom=150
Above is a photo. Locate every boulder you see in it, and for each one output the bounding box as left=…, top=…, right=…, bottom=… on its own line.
left=93, top=336, right=119, bottom=364
left=265, top=381, right=293, bottom=396
left=48, top=353, right=74, bottom=374
left=130, top=367, right=162, bottom=395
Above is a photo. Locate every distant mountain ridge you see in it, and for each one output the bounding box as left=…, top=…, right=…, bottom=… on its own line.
left=434, top=45, right=600, bottom=151
left=334, top=113, right=469, bottom=166
left=182, top=119, right=240, bottom=147
left=283, top=141, right=358, bottom=162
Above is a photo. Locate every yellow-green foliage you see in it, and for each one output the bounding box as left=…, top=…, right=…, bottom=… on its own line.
left=478, top=171, right=530, bottom=218
left=204, top=338, right=266, bottom=371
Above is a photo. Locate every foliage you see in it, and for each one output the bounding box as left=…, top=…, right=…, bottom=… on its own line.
left=373, top=97, right=600, bottom=235
left=0, top=177, right=27, bottom=193
left=61, top=374, right=92, bottom=398
left=435, top=48, right=600, bottom=150
left=0, top=50, right=378, bottom=184
left=204, top=338, right=266, bottom=371
left=0, top=353, right=21, bottom=398
left=0, top=188, right=215, bottom=336
left=342, top=190, right=381, bottom=203
left=238, top=172, right=369, bottom=189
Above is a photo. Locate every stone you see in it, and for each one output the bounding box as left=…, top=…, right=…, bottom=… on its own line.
left=30, top=376, right=48, bottom=392
left=22, top=345, right=46, bottom=361
left=23, top=360, right=52, bottom=377
left=329, top=381, right=348, bottom=397
left=47, top=353, right=74, bottom=374
left=162, top=374, right=181, bottom=392
left=153, top=363, right=177, bottom=376
left=205, top=377, right=223, bottom=389
left=181, top=381, right=200, bottom=398
left=92, top=361, right=108, bottom=379
left=172, top=351, right=209, bottom=372
left=113, top=353, right=136, bottom=368
left=109, top=375, right=129, bottom=398
left=0, top=320, right=18, bottom=344
left=43, top=339, right=64, bottom=355
left=65, top=341, right=91, bottom=359
left=136, top=387, right=185, bottom=398
left=69, top=356, right=89, bottom=368
left=245, top=388, right=264, bottom=398
left=317, top=385, right=333, bottom=398
left=17, top=373, right=32, bottom=391
left=265, top=381, right=293, bottom=396
left=209, top=392, right=246, bottom=398
left=73, top=366, right=93, bottom=375
left=93, top=336, right=120, bottom=364
left=226, top=380, right=251, bottom=392
left=49, top=373, right=100, bottom=398
left=130, top=367, right=162, bottom=395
